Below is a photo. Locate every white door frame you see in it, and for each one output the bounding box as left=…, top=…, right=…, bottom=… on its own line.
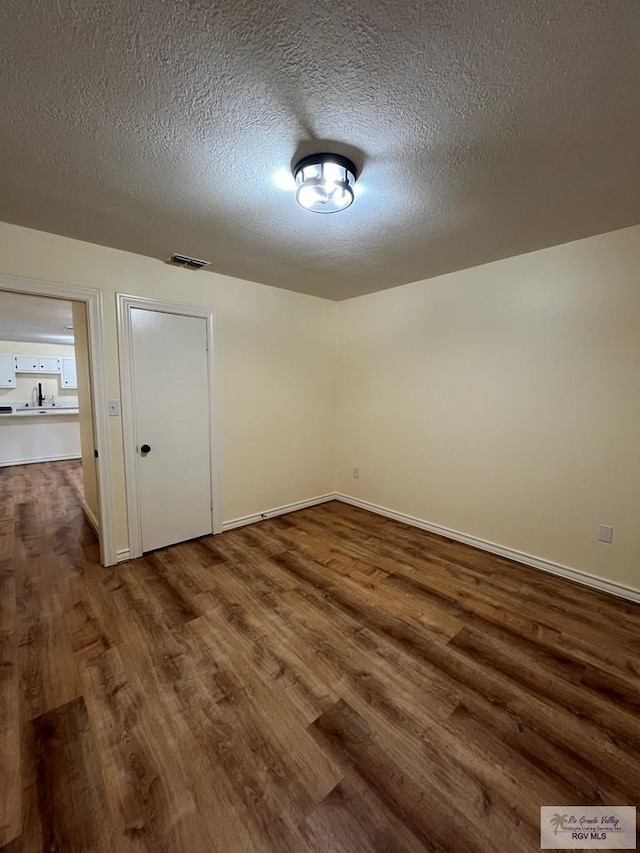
left=117, top=293, right=222, bottom=559
left=0, top=273, right=116, bottom=566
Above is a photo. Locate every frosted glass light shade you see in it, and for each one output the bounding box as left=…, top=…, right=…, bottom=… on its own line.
left=293, top=154, right=357, bottom=213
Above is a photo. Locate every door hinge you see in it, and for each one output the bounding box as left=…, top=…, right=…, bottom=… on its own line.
left=94, top=449, right=99, bottom=459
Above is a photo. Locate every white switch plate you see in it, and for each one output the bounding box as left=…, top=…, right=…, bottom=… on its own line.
left=108, top=399, right=120, bottom=417
left=598, top=524, right=613, bottom=544
left=353, top=467, right=360, bottom=479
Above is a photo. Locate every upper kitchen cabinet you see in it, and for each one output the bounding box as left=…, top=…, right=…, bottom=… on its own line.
left=14, top=355, right=62, bottom=374
left=60, top=357, right=77, bottom=388
left=0, top=355, right=16, bottom=387
left=14, top=355, right=39, bottom=372
left=39, top=357, right=62, bottom=373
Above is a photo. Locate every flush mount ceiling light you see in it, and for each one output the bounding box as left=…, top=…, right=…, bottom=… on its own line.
left=293, top=153, right=357, bottom=213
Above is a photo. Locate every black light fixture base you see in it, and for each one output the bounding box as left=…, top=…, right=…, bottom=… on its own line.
left=293, top=153, right=358, bottom=182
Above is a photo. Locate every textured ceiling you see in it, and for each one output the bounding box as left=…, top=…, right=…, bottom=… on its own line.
left=0, top=292, right=74, bottom=344
left=0, top=1, right=639, bottom=300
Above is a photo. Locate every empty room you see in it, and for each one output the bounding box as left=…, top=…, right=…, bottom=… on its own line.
left=1, top=1, right=639, bottom=851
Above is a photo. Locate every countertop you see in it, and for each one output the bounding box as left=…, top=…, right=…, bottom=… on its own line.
left=0, top=405, right=79, bottom=418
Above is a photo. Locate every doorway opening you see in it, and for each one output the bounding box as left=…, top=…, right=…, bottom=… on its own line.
left=0, top=275, right=114, bottom=565
left=0, top=291, right=100, bottom=549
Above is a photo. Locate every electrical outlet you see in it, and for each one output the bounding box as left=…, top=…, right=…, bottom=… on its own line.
left=352, top=467, right=360, bottom=479
left=598, top=524, right=613, bottom=544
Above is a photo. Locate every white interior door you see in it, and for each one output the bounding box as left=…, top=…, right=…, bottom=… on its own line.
left=130, top=307, right=212, bottom=552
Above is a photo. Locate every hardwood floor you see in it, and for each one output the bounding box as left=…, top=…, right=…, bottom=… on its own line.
left=1, top=460, right=639, bottom=851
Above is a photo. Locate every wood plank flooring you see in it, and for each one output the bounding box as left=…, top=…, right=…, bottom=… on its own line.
left=1, top=460, right=639, bottom=851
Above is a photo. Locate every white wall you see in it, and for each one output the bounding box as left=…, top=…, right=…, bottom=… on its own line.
left=72, top=301, right=100, bottom=528
left=0, top=222, right=336, bottom=555
left=335, top=225, right=640, bottom=592
left=0, top=415, right=80, bottom=467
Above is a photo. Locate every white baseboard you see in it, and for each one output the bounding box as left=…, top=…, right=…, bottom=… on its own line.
left=82, top=501, right=101, bottom=537
left=114, top=494, right=334, bottom=562
left=335, top=493, right=640, bottom=605
left=0, top=453, right=81, bottom=468
left=222, top=493, right=337, bottom=532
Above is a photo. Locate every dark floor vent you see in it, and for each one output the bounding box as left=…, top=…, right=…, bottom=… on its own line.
left=166, top=253, right=211, bottom=270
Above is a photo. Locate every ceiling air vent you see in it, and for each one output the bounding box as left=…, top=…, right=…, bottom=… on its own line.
left=166, top=253, right=211, bottom=270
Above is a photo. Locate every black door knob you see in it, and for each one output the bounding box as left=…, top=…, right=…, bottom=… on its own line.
left=140, top=444, right=151, bottom=454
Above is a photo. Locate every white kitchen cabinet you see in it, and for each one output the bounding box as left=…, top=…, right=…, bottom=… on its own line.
left=0, top=355, right=16, bottom=387
left=14, top=355, right=40, bottom=373
left=60, top=357, right=78, bottom=388
left=39, top=357, right=62, bottom=373
left=14, top=355, right=62, bottom=374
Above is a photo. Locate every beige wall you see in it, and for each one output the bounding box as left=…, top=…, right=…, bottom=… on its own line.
left=0, top=221, right=336, bottom=555
left=335, top=224, right=640, bottom=591
left=1, top=219, right=637, bottom=593
left=71, top=302, right=100, bottom=526
left=0, top=341, right=76, bottom=404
